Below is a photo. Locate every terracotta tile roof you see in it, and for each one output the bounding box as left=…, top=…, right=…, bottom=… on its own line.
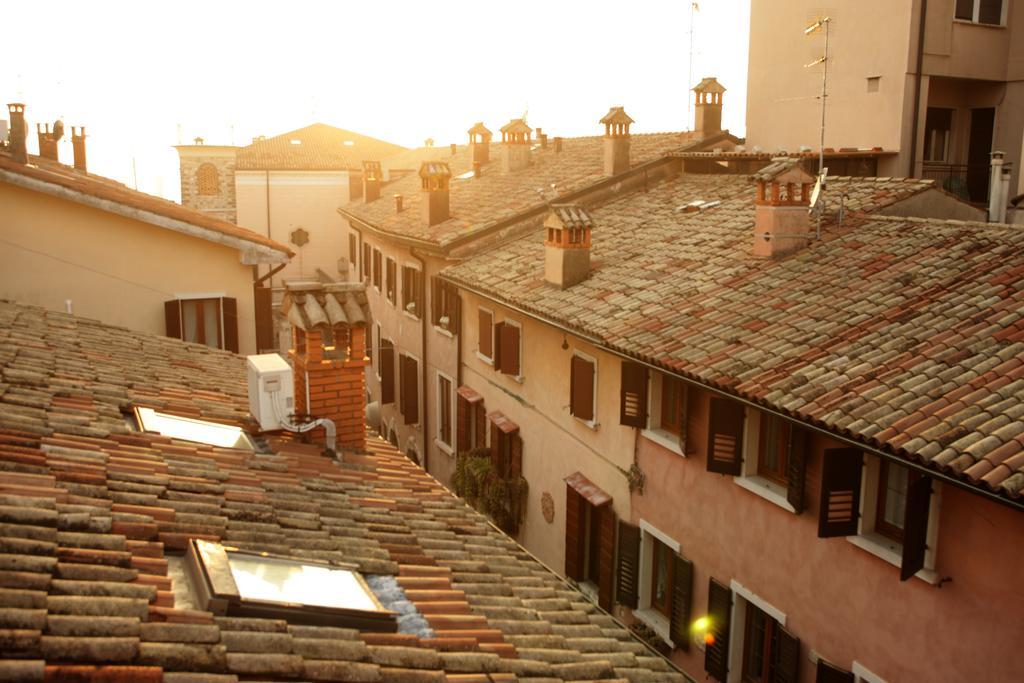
left=0, top=300, right=685, bottom=681
left=235, top=123, right=407, bottom=171
left=0, top=154, right=292, bottom=259
left=442, top=173, right=1024, bottom=502
left=343, top=132, right=705, bottom=248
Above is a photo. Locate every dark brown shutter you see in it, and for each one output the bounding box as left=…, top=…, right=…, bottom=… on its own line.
left=221, top=297, right=239, bottom=353
left=479, top=310, right=493, bottom=358
left=253, top=286, right=274, bottom=352
left=456, top=394, right=471, bottom=455
left=786, top=425, right=808, bottom=513
left=493, top=321, right=504, bottom=370
left=491, top=424, right=502, bottom=473
left=164, top=299, right=182, bottom=340
left=499, top=324, right=520, bottom=375
left=706, top=397, right=744, bottom=475
left=475, top=402, right=487, bottom=449
left=597, top=505, right=615, bottom=611
left=380, top=341, right=395, bottom=404
left=615, top=521, right=640, bottom=609
left=570, top=356, right=595, bottom=421
left=704, top=578, right=732, bottom=682
left=669, top=552, right=693, bottom=651
left=772, top=625, right=800, bottom=683
left=815, top=660, right=855, bottom=683
left=619, top=362, right=648, bottom=427
left=431, top=277, right=440, bottom=326
left=452, top=288, right=461, bottom=334
left=564, top=486, right=584, bottom=581
left=900, top=475, right=932, bottom=581
left=510, top=432, right=522, bottom=478
left=817, top=448, right=863, bottom=538
left=349, top=234, right=357, bottom=264
left=401, top=356, right=418, bottom=424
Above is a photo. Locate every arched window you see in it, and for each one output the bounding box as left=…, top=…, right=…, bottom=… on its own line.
left=197, top=163, right=219, bottom=195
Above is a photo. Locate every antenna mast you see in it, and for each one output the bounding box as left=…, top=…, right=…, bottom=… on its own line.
left=805, top=16, right=831, bottom=239
left=688, top=3, right=698, bottom=129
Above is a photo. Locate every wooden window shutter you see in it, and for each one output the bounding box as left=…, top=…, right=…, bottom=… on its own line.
left=786, top=425, right=809, bottom=513
left=401, top=356, right=418, bottom=425
left=815, top=660, right=855, bottom=683
left=900, top=475, right=932, bottom=581
left=380, top=341, right=395, bottom=404
left=669, top=552, right=693, bottom=651
left=772, top=625, right=800, bottom=683
left=164, top=300, right=182, bottom=340
left=570, top=356, right=595, bottom=421
left=619, top=361, right=648, bottom=427
left=452, top=288, right=461, bottom=333
left=597, top=505, right=615, bottom=611
left=817, top=448, right=863, bottom=538
left=704, top=578, right=732, bottom=682
left=221, top=298, right=239, bottom=353
left=510, top=432, right=523, bottom=478
left=498, top=324, right=520, bottom=375
left=430, top=277, right=440, bottom=326
left=706, top=397, right=744, bottom=475
left=493, top=321, right=504, bottom=369
left=398, top=355, right=405, bottom=415
left=253, top=286, right=274, bottom=352
left=480, top=310, right=493, bottom=358
left=615, top=521, right=640, bottom=609
left=349, top=234, right=357, bottom=264
left=475, top=402, right=487, bottom=449
left=456, top=394, right=471, bottom=454
left=490, top=420, right=503, bottom=475
left=564, top=486, right=584, bottom=581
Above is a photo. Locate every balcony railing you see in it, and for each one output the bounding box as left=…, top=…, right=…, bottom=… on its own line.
left=921, top=162, right=992, bottom=203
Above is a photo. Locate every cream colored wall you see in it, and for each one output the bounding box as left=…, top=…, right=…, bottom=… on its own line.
left=459, top=291, right=637, bottom=573
left=236, top=171, right=351, bottom=287
left=0, top=182, right=258, bottom=354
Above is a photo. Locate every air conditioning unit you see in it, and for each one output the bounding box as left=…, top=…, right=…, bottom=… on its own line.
left=246, top=353, right=294, bottom=431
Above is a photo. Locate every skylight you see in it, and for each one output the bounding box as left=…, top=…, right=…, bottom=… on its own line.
left=455, top=170, right=475, bottom=180
left=343, top=140, right=355, bottom=146
left=290, top=139, right=302, bottom=145
left=134, top=407, right=253, bottom=450
left=229, top=553, right=380, bottom=612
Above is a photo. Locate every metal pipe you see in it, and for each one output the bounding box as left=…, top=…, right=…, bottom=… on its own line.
left=411, top=247, right=430, bottom=473
left=908, top=0, right=928, bottom=177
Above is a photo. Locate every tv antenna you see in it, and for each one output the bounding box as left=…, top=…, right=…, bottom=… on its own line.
left=809, top=166, right=828, bottom=239
left=805, top=16, right=831, bottom=240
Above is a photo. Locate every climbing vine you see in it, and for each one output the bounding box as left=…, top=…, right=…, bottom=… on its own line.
left=452, top=447, right=529, bottom=535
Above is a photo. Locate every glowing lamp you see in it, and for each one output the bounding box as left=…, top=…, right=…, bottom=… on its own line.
left=704, top=633, right=716, bottom=646
left=693, top=616, right=711, bottom=632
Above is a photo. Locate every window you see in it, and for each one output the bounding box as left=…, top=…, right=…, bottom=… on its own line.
left=134, top=406, right=253, bottom=450
left=385, top=258, right=397, bottom=305
left=650, top=537, right=674, bottom=618
left=493, top=320, right=522, bottom=377
left=436, top=372, right=453, bottom=451
left=711, top=580, right=800, bottom=683
left=456, top=386, right=486, bottom=454
left=660, top=376, right=687, bottom=437
left=478, top=308, right=494, bottom=362
left=362, top=242, right=371, bottom=281
left=639, top=370, right=689, bottom=455
left=866, top=76, right=880, bottom=93
left=565, top=472, right=614, bottom=610
left=184, top=539, right=395, bottom=631
left=402, top=265, right=422, bottom=317
left=923, top=108, right=953, bottom=162
left=570, top=352, right=596, bottom=424
left=756, top=414, right=789, bottom=486
left=742, top=603, right=784, bottom=682
left=398, top=353, right=419, bottom=425
left=196, top=163, right=219, bottom=195
left=489, top=412, right=522, bottom=479
left=818, top=450, right=940, bottom=583
left=373, top=323, right=381, bottom=378
left=379, top=339, right=395, bottom=405
left=955, top=0, right=1003, bottom=24
left=372, top=249, right=382, bottom=290
left=164, top=297, right=238, bottom=353
left=431, top=277, right=460, bottom=333
left=349, top=234, right=357, bottom=268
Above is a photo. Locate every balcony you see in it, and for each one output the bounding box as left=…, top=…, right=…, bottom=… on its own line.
left=921, top=162, right=992, bottom=204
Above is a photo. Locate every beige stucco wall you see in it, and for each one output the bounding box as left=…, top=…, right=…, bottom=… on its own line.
left=236, top=170, right=351, bottom=288
left=0, top=182, right=258, bottom=354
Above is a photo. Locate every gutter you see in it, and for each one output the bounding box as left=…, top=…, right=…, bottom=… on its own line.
left=411, top=247, right=430, bottom=472
left=908, top=0, right=928, bottom=177
left=445, top=277, right=1024, bottom=514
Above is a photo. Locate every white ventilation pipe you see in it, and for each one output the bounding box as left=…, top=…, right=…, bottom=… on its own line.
left=989, top=151, right=1005, bottom=222
left=269, top=388, right=339, bottom=460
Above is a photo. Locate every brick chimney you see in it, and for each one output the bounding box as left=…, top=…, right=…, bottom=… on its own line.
left=286, top=282, right=370, bottom=450
left=419, top=161, right=451, bottom=226
left=348, top=168, right=363, bottom=201
left=544, top=205, right=593, bottom=289
left=500, top=118, right=532, bottom=173
left=362, top=160, right=383, bottom=202
left=751, top=158, right=815, bottom=259
left=7, top=103, right=27, bottom=164
left=692, top=76, right=726, bottom=137
left=468, top=122, right=492, bottom=166
left=71, top=127, right=87, bottom=172
left=600, top=106, right=633, bottom=176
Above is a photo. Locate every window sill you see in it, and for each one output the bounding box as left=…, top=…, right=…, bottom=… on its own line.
left=952, top=18, right=1005, bottom=28
left=634, top=608, right=674, bottom=649
left=573, top=416, right=599, bottom=431
left=402, top=311, right=422, bottom=322
left=434, top=438, right=454, bottom=456
left=641, top=428, right=685, bottom=457
left=733, top=475, right=796, bottom=513
left=476, top=352, right=494, bottom=366
left=846, top=533, right=940, bottom=585
left=433, top=325, right=454, bottom=339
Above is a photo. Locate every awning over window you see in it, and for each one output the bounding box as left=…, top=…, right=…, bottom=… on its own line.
left=486, top=410, right=519, bottom=434
left=564, top=471, right=612, bottom=508
left=457, top=385, right=483, bottom=403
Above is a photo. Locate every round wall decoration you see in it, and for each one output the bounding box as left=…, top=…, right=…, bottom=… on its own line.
left=290, top=228, right=310, bottom=247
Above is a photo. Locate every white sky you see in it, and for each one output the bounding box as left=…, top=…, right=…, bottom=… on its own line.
left=2, top=0, right=751, bottom=201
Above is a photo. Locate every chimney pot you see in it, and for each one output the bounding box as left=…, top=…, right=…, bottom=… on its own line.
left=750, top=158, right=815, bottom=259
left=500, top=118, right=532, bottom=172
left=544, top=204, right=593, bottom=289
left=600, top=106, right=634, bottom=176
left=71, top=126, right=87, bottom=172
left=450, top=143, right=457, bottom=156
left=419, top=161, right=451, bottom=226
left=6, top=103, right=28, bottom=164
left=36, top=121, right=59, bottom=162
left=395, top=193, right=404, bottom=213
left=692, top=76, right=726, bottom=137
left=554, top=136, right=563, bottom=153
left=362, top=160, right=383, bottom=202
left=468, top=122, right=492, bottom=167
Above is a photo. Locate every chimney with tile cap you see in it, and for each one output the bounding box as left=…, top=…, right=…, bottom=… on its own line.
left=362, top=160, right=383, bottom=202
left=544, top=204, right=593, bottom=289
left=692, top=76, right=726, bottom=137
left=419, top=161, right=451, bottom=226
left=7, top=103, right=27, bottom=164
left=500, top=118, right=532, bottom=173
left=751, top=158, right=814, bottom=259
left=71, top=127, right=87, bottom=172
left=37, top=123, right=59, bottom=161
left=468, top=122, right=492, bottom=166
left=600, top=106, right=633, bottom=176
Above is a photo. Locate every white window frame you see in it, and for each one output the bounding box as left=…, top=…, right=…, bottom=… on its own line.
left=402, top=261, right=422, bottom=321
left=726, top=580, right=787, bottom=683
left=505, top=319, right=525, bottom=383
left=477, top=306, right=494, bottom=365
left=173, top=293, right=228, bottom=351
left=434, top=370, right=455, bottom=455
left=373, top=322, right=382, bottom=380
left=853, top=661, right=888, bottom=683
left=847, top=454, right=942, bottom=585
left=634, top=519, right=681, bottom=648
left=570, top=349, right=597, bottom=428
left=954, top=0, right=1006, bottom=25
left=641, top=371, right=687, bottom=457
left=731, top=408, right=796, bottom=513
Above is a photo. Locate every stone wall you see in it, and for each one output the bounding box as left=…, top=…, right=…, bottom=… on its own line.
left=177, top=149, right=238, bottom=224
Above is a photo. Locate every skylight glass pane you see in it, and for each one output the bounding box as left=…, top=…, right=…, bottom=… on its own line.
left=135, top=407, right=252, bottom=450
left=227, top=553, right=381, bottom=612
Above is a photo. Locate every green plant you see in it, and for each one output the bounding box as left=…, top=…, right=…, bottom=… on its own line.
left=453, top=447, right=529, bottom=535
